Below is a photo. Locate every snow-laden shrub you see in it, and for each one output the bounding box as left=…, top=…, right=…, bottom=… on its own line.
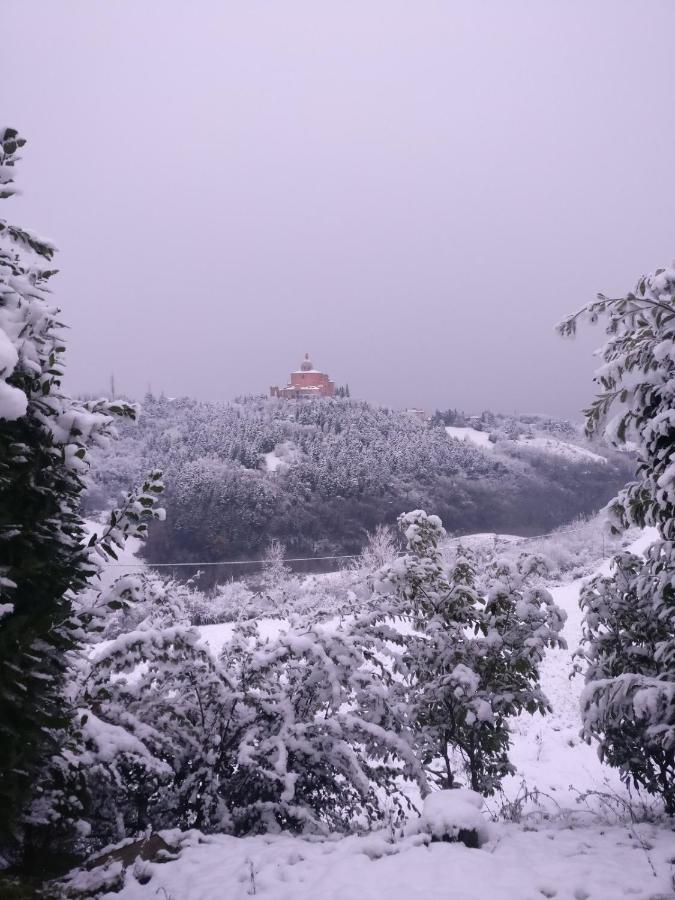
left=353, top=524, right=399, bottom=573
left=227, top=619, right=423, bottom=834
left=188, top=579, right=257, bottom=624
left=190, top=567, right=360, bottom=625
left=62, top=573, right=424, bottom=848
left=58, top=575, right=251, bottom=849
left=560, top=262, right=675, bottom=813
left=97, top=572, right=192, bottom=637
left=442, top=515, right=639, bottom=585
left=355, top=511, right=566, bottom=795
left=577, top=546, right=674, bottom=812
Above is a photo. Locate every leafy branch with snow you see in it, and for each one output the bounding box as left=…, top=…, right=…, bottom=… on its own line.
left=561, top=262, right=675, bottom=812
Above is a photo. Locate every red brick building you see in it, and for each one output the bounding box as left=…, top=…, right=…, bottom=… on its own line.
left=270, top=353, right=335, bottom=399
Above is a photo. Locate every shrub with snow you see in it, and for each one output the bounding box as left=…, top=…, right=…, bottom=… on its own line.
left=560, top=261, right=675, bottom=813
left=577, top=547, right=675, bottom=812
left=355, top=511, right=566, bottom=796
left=227, top=618, right=423, bottom=834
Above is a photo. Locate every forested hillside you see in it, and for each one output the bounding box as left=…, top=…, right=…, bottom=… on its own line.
left=84, top=396, right=633, bottom=564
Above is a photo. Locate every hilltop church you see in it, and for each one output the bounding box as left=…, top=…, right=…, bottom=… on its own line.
left=270, top=353, right=335, bottom=400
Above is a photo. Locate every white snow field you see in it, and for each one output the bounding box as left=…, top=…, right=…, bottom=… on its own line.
left=88, top=529, right=675, bottom=900
left=517, top=436, right=607, bottom=465
left=445, top=425, right=495, bottom=450
left=444, top=425, right=608, bottom=465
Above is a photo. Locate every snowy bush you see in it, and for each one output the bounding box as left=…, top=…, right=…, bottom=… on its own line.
left=355, top=511, right=566, bottom=795
left=353, top=524, right=399, bottom=573
left=576, top=547, right=675, bottom=812
left=55, top=574, right=425, bottom=848
left=560, top=261, right=675, bottom=813
left=96, top=572, right=193, bottom=638
left=188, top=579, right=258, bottom=625
left=63, top=574, right=251, bottom=847
left=228, top=619, right=422, bottom=834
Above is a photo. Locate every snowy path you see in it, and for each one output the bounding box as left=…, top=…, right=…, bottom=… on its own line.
left=506, top=528, right=659, bottom=813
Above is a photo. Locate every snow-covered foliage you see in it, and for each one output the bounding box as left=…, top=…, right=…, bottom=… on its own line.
left=355, top=511, right=566, bottom=794
left=446, top=514, right=639, bottom=584
left=560, top=261, right=675, bottom=813
left=260, top=539, right=291, bottom=593
left=0, top=129, right=163, bottom=866
left=33, top=573, right=244, bottom=852
left=559, top=263, right=675, bottom=536
left=576, top=545, right=675, bottom=812
left=51, top=528, right=675, bottom=900
left=57, top=569, right=424, bottom=850
left=82, top=393, right=631, bottom=565
left=229, top=619, right=422, bottom=834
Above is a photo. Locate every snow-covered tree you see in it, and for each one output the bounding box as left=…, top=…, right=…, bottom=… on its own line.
left=355, top=524, right=398, bottom=573
left=356, top=511, right=565, bottom=794
left=560, top=262, right=675, bottom=812
left=0, top=129, right=163, bottom=866
left=260, top=539, right=291, bottom=594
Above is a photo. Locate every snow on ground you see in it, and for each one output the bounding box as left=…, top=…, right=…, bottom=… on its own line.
left=262, top=441, right=300, bottom=473
left=199, top=618, right=287, bottom=657
left=263, top=450, right=285, bottom=472
left=445, top=425, right=495, bottom=450
left=94, top=821, right=675, bottom=900
left=518, top=436, right=607, bottom=465
left=82, top=527, right=675, bottom=900
left=444, top=426, right=608, bottom=465
left=504, top=527, right=660, bottom=815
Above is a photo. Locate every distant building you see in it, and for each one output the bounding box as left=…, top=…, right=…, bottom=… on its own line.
left=270, top=353, right=335, bottom=400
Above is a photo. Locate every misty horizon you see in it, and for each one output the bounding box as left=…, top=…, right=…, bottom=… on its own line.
left=4, top=1, right=675, bottom=418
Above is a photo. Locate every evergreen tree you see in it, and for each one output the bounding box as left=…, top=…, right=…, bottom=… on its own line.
left=0, top=129, right=162, bottom=866
left=560, top=263, right=675, bottom=810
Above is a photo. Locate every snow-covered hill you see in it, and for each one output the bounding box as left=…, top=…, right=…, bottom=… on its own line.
left=445, top=425, right=496, bottom=450
left=71, top=528, right=675, bottom=900
left=445, top=425, right=608, bottom=465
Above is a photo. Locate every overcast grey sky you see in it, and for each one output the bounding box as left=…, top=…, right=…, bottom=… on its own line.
left=3, top=1, right=674, bottom=417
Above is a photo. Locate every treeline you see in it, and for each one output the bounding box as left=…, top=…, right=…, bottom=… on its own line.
left=84, top=396, right=633, bottom=565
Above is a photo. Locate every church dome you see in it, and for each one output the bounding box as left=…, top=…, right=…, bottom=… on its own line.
left=300, top=352, right=314, bottom=371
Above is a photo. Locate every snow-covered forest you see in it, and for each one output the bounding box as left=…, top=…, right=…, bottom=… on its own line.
left=83, top=395, right=632, bottom=567
left=3, top=4, right=675, bottom=897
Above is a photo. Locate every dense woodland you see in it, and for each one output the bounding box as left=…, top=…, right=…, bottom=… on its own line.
left=84, top=396, right=634, bottom=564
